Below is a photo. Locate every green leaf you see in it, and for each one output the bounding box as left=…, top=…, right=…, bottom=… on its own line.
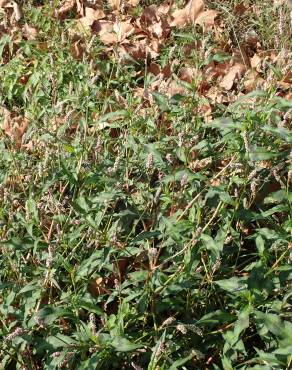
left=221, top=355, right=233, bottom=370
left=197, top=310, right=235, bottom=326
left=264, top=190, right=292, bottom=204
left=111, top=337, right=143, bottom=352
left=151, top=92, right=169, bottom=112
left=76, top=250, right=102, bottom=281
left=75, top=299, right=103, bottom=315
left=79, top=353, right=101, bottom=370
left=169, top=352, right=196, bottom=369
left=46, top=334, right=77, bottom=349
left=215, top=277, right=248, bottom=293
left=200, top=234, right=223, bottom=256
left=33, top=306, right=75, bottom=326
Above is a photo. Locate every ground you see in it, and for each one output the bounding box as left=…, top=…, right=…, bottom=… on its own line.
left=0, top=0, right=292, bottom=369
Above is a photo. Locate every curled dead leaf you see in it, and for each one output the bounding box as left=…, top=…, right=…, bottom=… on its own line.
left=243, top=70, right=265, bottom=92
left=93, top=20, right=134, bottom=45
left=71, top=39, right=84, bottom=59
left=108, top=0, right=121, bottom=11
left=250, top=54, right=262, bottom=72
left=88, top=277, right=111, bottom=296
left=195, top=9, right=218, bottom=31
left=179, top=66, right=199, bottom=83
left=55, top=0, right=76, bottom=18
left=12, top=1, right=22, bottom=21
left=78, top=7, right=105, bottom=28
left=189, top=156, right=212, bottom=171
left=170, top=0, right=204, bottom=28
left=220, top=63, right=246, bottom=90
left=0, top=0, right=10, bottom=7
left=22, top=24, right=38, bottom=40
left=149, top=62, right=161, bottom=76
left=1, top=108, right=28, bottom=149
left=127, top=0, right=140, bottom=6
left=234, top=2, right=249, bottom=15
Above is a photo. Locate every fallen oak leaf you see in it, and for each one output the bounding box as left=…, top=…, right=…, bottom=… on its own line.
left=93, top=20, right=135, bottom=45
left=78, top=6, right=105, bottom=28
left=170, top=0, right=204, bottom=28
left=22, top=24, right=38, bottom=40
left=12, top=1, right=22, bottom=21
left=55, top=0, right=76, bottom=18
left=195, top=9, right=218, bottom=31
left=108, top=0, right=121, bottom=11
left=1, top=107, right=28, bottom=149
left=157, top=0, right=173, bottom=15
left=140, top=5, right=160, bottom=27
left=127, top=0, right=140, bottom=5
left=71, top=39, right=84, bottom=59
left=178, top=66, right=199, bottom=83
left=220, top=63, right=246, bottom=90
left=113, top=20, right=135, bottom=42
left=243, top=70, right=265, bottom=92
left=234, top=2, right=249, bottom=15
left=250, top=53, right=262, bottom=72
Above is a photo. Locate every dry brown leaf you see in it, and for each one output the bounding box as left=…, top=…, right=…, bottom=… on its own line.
left=108, top=0, right=121, bottom=10
left=234, top=2, right=248, bottom=15
left=250, top=54, right=262, bottom=72
left=149, top=62, right=161, bottom=75
left=93, top=20, right=134, bottom=45
left=243, top=70, right=265, bottom=92
left=113, top=20, right=135, bottom=42
left=22, top=24, right=38, bottom=40
left=157, top=0, right=172, bottom=15
left=179, top=67, right=198, bottom=83
left=195, top=9, right=217, bottom=31
left=203, top=60, right=230, bottom=83
left=88, top=277, right=111, bottom=296
left=0, top=0, right=9, bottom=7
left=71, top=39, right=84, bottom=59
left=283, top=70, right=292, bottom=84
left=12, top=1, right=22, bottom=21
left=169, top=8, right=188, bottom=27
left=220, top=63, right=246, bottom=90
left=183, top=40, right=202, bottom=55
left=127, top=0, right=140, bottom=5
left=166, top=80, right=186, bottom=96
left=170, top=0, right=204, bottom=28
left=114, top=90, right=128, bottom=107
left=78, top=6, right=105, bottom=27
left=198, top=103, right=212, bottom=122
left=189, top=157, right=212, bottom=171
left=147, top=19, right=169, bottom=39
left=141, top=5, right=160, bottom=27
left=1, top=108, right=28, bottom=149
left=55, top=0, right=76, bottom=18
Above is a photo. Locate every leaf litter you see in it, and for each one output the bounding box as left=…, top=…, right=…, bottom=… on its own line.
left=0, top=0, right=292, bottom=368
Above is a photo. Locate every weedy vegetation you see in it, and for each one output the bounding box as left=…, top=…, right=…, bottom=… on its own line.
left=0, top=0, right=292, bottom=368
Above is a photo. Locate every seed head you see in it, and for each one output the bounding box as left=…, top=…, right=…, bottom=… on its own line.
left=178, top=132, right=184, bottom=147
left=89, top=313, right=97, bottom=335
left=146, top=153, right=154, bottom=172
left=161, top=317, right=176, bottom=327
left=176, top=324, right=187, bottom=334
left=155, top=341, right=166, bottom=358
left=166, top=153, right=173, bottom=164
left=5, top=327, right=25, bottom=342
left=180, top=174, right=188, bottom=188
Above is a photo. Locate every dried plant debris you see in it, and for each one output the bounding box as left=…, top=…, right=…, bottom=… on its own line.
left=0, top=0, right=292, bottom=369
